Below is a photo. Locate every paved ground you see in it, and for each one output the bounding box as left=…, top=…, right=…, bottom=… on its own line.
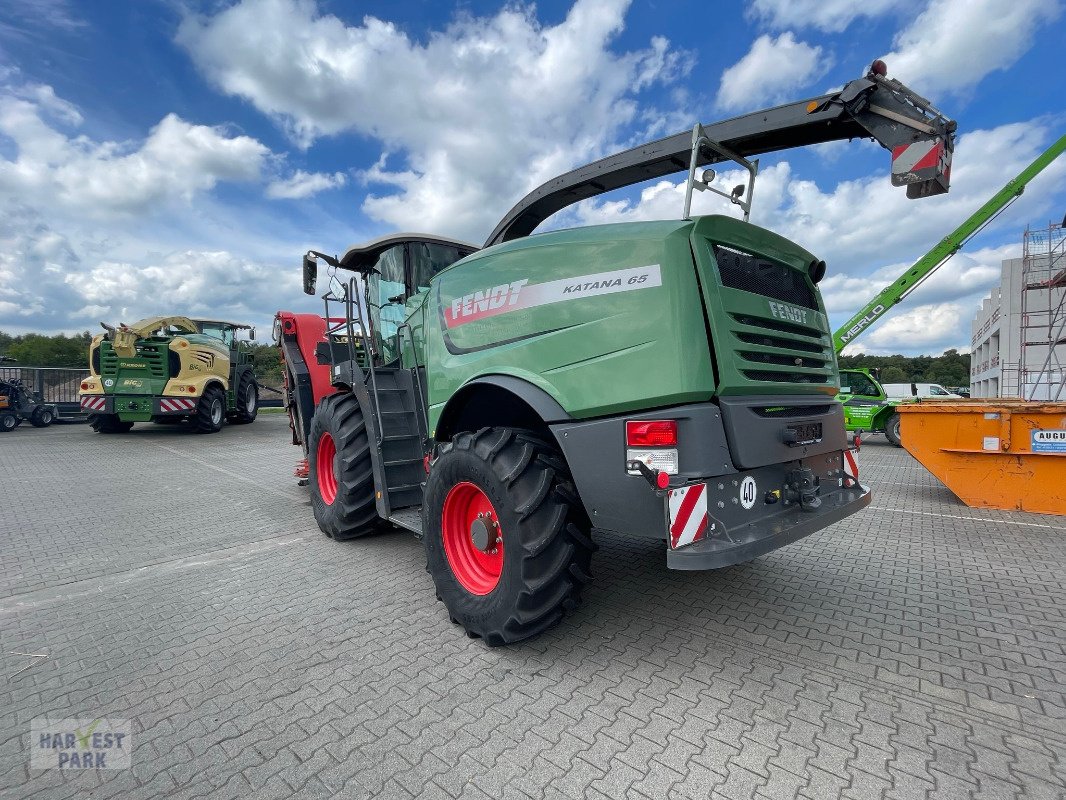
left=1, top=415, right=1064, bottom=799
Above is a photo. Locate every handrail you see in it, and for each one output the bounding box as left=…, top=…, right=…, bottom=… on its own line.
left=395, top=322, right=430, bottom=444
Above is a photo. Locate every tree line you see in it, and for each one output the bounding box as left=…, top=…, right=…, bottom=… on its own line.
left=838, top=349, right=971, bottom=388
left=1, top=329, right=973, bottom=389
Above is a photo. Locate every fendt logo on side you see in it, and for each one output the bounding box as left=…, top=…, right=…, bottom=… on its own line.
left=450, top=280, right=529, bottom=323
left=768, top=301, right=809, bottom=325
left=840, top=304, right=887, bottom=343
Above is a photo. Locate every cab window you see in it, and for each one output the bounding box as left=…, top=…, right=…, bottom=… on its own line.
left=844, top=373, right=879, bottom=397
left=367, top=245, right=406, bottom=361
left=199, top=323, right=234, bottom=347
left=410, top=242, right=466, bottom=292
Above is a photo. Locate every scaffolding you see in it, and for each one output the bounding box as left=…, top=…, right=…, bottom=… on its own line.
left=1014, top=220, right=1066, bottom=400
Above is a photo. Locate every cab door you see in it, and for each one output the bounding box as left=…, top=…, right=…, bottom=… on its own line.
left=838, top=369, right=887, bottom=430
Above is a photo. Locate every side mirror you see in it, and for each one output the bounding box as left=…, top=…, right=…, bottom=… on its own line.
left=303, top=254, right=317, bottom=296
left=730, top=184, right=745, bottom=201
left=249, top=328, right=256, bottom=341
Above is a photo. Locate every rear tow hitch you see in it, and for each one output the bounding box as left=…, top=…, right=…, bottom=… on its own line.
left=785, top=467, right=821, bottom=512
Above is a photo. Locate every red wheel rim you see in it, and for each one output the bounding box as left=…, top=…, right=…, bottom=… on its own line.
left=442, top=482, right=503, bottom=595
left=317, top=432, right=338, bottom=505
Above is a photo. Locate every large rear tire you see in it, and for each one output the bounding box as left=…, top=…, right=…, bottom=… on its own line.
left=228, top=374, right=258, bottom=424
left=90, top=414, right=135, bottom=434
left=423, top=427, right=594, bottom=646
left=308, top=393, right=381, bottom=540
left=885, top=412, right=902, bottom=447
left=193, top=386, right=225, bottom=434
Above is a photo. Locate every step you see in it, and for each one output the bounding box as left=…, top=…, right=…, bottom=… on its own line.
left=384, top=457, right=423, bottom=469
left=389, top=508, right=423, bottom=536
left=388, top=484, right=424, bottom=510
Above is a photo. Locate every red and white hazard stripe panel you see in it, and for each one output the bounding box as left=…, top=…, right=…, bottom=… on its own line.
left=891, top=139, right=947, bottom=181
left=843, top=448, right=860, bottom=487
left=160, top=398, right=196, bottom=413
left=668, top=484, right=709, bottom=549
left=80, top=396, right=107, bottom=412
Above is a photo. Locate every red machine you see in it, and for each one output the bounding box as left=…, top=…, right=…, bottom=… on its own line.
left=274, top=311, right=339, bottom=477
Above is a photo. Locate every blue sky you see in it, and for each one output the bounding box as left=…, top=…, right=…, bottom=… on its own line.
left=0, top=0, right=1064, bottom=355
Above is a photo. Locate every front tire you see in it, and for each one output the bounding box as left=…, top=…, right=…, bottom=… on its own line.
left=885, top=412, right=902, bottom=447
left=423, top=428, right=594, bottom=646
left=30, top=406, right=54, bottom=427
left=90, top=414, right=135, bottom=434
left=308, top=393, right=381, bottom=540
left=0, top=413, right=16, bottom=432
left=228, top=375, right=258, bottom=424
left=193, top=386, right=225, bottom=433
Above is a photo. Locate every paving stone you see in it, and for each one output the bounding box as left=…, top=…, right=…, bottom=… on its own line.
left=1, top=420, right=1064, bottom=800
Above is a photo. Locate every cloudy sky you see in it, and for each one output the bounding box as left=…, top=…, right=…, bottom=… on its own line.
left=0, top=0, right=1063, bottom=355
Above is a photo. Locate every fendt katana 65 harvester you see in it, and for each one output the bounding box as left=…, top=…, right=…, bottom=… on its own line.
left=79, top=316, right=259, bottom=433
left=279, top=61, right=956, bottom=644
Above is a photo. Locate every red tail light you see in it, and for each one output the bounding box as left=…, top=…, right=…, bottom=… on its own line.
left=626, top=420, right=677, bottom=447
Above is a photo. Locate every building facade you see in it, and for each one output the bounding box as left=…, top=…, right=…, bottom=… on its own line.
left=970, top=222, right=1065, bottom=399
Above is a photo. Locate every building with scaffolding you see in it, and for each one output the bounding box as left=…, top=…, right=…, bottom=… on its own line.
left=970, top=219, right=1066, bottom=400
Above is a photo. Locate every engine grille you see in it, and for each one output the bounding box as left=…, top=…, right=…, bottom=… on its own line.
left=713, top=244, right=817, bottom=310
left=728, top=313, right=833, bottom=386
left=99, top=342, right=167, bottom=379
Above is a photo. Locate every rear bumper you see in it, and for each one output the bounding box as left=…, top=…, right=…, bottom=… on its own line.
left=553, top=400, right=871, bottom=570
left=79, top=395, right=198, bottom=415
left=666, top=483, right=870, bottom=570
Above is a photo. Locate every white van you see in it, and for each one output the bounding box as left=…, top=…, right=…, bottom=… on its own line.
left=881, top=382, right=963, bottom=400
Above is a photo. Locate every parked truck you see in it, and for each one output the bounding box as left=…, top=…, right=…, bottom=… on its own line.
left=283, top=61, right=955, bottom=644
left=79, top=316, right=259, bottom=433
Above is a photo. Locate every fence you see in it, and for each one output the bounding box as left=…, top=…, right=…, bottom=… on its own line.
left=1, top=366, right=284, bottom=413
left=0, top=366, right=91, bottom=417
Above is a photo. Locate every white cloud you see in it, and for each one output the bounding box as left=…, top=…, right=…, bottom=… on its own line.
left=880, top=0, right=1062, bottom=96
left=266, top=169, right=347, bottom=199
left=863, top=302, right=968, bottom=351
left=177, top=0, right=691, bottom=242
left=748, top=0, right=904, bottom=32
left=66, top=251, right=301, bottom=322
left=715, top=33, right=829, bottom=112
left=819, top=244, right=1015, bottom=314
left=0, top=86, right=270, bottom=217
left=0, top=80, right=336, bottom=336
left=0, top=207, right=314, bottom=334
left=0, top=0, right=86, bottom=35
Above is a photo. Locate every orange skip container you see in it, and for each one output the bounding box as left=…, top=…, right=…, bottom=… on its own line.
left=897, top=400, right=1066, bottom=516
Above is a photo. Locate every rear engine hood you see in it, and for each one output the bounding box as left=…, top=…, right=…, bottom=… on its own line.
left=689, top=215, right=836, bottom=398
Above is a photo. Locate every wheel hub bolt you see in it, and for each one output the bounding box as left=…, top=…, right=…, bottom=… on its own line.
left=470, top=513, right=499, bottom=553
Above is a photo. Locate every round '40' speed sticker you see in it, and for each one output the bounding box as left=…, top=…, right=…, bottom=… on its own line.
left=740, top=476, right=757, bottom=510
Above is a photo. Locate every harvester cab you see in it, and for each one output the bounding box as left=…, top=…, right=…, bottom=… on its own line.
left=79, top=316, right=259, bottom=434
left=286, top=60, right=956, bottom=645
